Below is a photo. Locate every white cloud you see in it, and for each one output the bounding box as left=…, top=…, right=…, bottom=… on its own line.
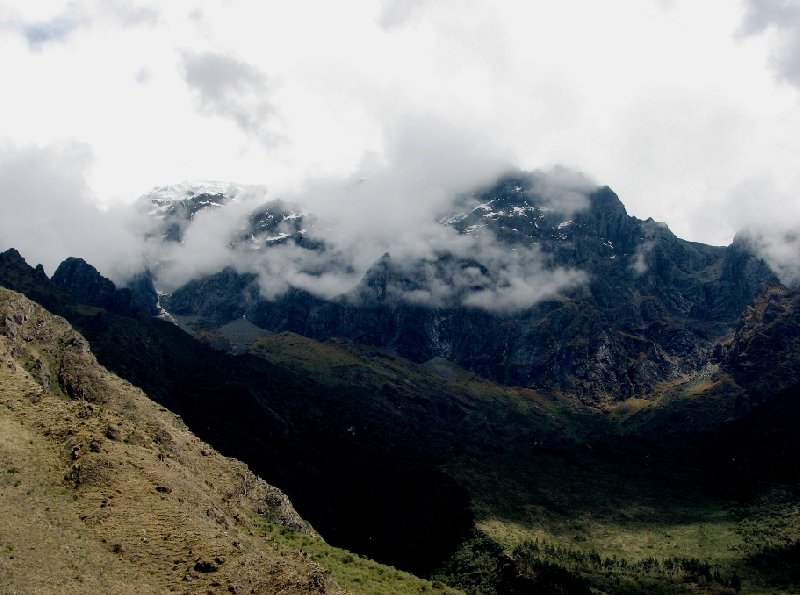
left=630, top=241, right=654, bottom=275
left=0, top=0, right=799, bottom=261
left=131, top=118, right=593, bottom=312
left=741, top=227, right=800, bottom=287
left=181, top=51, right=282, bottom=147
left=0, top=140, right=145, bottom=281
left=3, top=3, right=91, bottom=50
left=719, top=177, right=800, bottom=287
left=740, top=0, right=800, bottom=88
left=377, top=0, right=428, bottom=30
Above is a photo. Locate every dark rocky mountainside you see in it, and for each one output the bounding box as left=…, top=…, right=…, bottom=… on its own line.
left=722, top=284, right=800, bottom=399
left=158, top=173, right=776, bottom=403
left=53, top=257, right=158, bottom=317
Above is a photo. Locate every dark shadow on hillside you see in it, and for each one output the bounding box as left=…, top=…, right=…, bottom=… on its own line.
left=0, top=248, right=474, bottom=576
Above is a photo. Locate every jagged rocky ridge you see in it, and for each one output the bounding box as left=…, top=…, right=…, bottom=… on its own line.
left=144, top=173, right=777, bottom=403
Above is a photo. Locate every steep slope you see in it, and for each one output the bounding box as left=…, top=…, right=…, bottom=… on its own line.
left=0, top=249, right=475, bottom=576
left=722, top=284, right=800, bottom=399
left=0, top=285, right=465, bottom=594
left=0, top=286, right=339, bottom=594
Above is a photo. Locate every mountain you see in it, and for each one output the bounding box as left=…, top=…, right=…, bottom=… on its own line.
left=140, top=180, right=317, bottom=249
left=3, top=168, right=799, bottom=593
left=149, top=172, right=776, bottom=403
left=3, top=246, right=800, bottom=593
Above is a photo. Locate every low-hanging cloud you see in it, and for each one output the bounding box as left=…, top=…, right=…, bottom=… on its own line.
left=720, top=177, right=800, bottom=287
left=740, top=227, right=800, bottom=288
left=142, top=116, right=592, bottom=312
left=181, top=51, right=281, bottom=147
left=630, top=241, right=653, bottom=275
left=372, top=235, right=588, bottom=313
left=0, top=117, right=594, bottom=314
left=525, top=165, right=594, bottom=216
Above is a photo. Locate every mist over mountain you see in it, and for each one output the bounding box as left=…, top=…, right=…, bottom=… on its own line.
left=107, top=170, right=774, bottom=404
left=2, top=139, right=798, bottom=310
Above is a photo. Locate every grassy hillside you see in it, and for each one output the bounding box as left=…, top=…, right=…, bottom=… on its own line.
left=0, top=286, right=459, bottom=594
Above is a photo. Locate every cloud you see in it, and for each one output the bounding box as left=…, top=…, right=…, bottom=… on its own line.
left=377, top=0, right=428, bottom=30
left=13, top=4, right=90, bottom=50
left=740, top=226, right=800, bottom=287
left=740, top=0, right=800, bottom=88
left=0, top=140, right=146, bottom=281
left=0, top=116, right=592, bottom=315
left=721, top=177, right=800, bottom=287
left=181, top=51, right=282, bottom=147
left=97, top=0, right=159, bottom=28
left=524, top=166, right=594, bottom=216
left=630, top=241, right=654, bottom=275
left=0, top=1, right=158, bottom=51
left=134, top=67, right=151, bottom=84
left=141, top=116, right=591, bottom=312
left=371, top=235, right=588, bottom=313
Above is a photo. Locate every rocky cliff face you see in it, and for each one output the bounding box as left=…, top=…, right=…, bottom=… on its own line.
left=721, top=284, right=800, bottom=399
left=158, top=173, right=776, bottom=403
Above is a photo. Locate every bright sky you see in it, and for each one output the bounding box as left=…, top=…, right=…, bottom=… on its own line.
left=1, top=0, right=799, bottom=247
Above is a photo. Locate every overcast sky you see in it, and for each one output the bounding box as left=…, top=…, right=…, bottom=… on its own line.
left=1, top=0, right=799, bottom=256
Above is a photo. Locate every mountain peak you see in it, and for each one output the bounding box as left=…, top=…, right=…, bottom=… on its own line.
left=141, top=180, right=268, bottom=206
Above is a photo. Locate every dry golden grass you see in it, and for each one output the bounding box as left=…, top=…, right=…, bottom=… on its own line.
left=0, top=286, right=344, bottom=594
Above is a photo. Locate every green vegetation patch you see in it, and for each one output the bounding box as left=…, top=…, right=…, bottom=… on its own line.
left=255, top=520, right=462, bottom=594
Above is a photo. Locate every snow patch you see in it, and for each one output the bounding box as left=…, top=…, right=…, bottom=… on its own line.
left=439, top=213, right=468, bottom=225
left=141, top=180, right=268, bottom=216
left=472, top=201, right=495, bottom=213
